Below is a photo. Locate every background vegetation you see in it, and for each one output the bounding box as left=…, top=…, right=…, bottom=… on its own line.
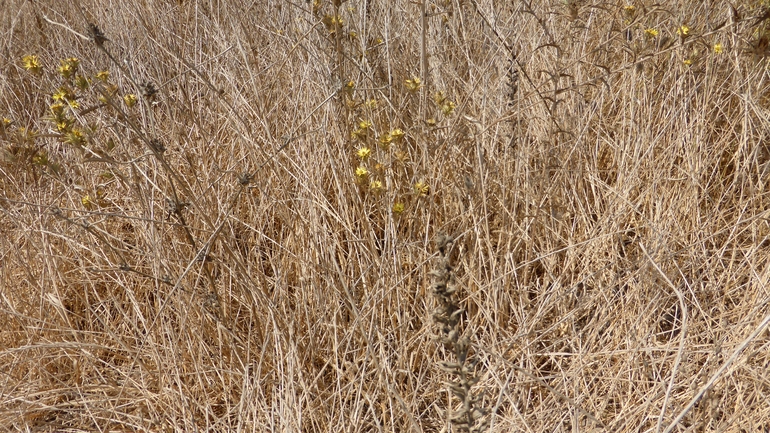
left=2, top=0, right=770, bottom=431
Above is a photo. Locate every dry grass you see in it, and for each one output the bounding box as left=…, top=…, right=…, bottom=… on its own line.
left=2, top=0, right=770, bottom=431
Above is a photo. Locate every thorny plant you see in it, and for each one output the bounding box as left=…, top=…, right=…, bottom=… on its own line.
left=431, top=233, right=489, bottom=433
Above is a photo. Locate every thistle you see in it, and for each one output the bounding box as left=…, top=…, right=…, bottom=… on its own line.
left=430, top=234, right=488, bottom=433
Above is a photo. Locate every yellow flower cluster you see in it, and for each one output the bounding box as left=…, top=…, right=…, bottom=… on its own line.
left=52, top=86, right=75, bottom=103
left=414, top=181, right=429, bottom=196
left=22, top=55, right=42, bottom=74
left=123, top=94, right=138, bottom=108
left=434, top=92, right=456, bottom=116
left=369, top=180, right=384, bottom=193
left=64, top=128, right=85, bottom=147
left=322, top=15, right=344, bottom=34
left=644, top=28, right=659, bottom=38
left=81, top=194, right=94, bottom=209
left=58, top=57, right=80, bottom=79
left=40, top=57, right=110, bottom=146
left=405, top=76, right=422, bottom=92
left=351, top=121, right=402, bottom=194
left=49, top=86, right=79, bottom=135
left=352, top=119, right=372, bottom=140
left=377, top=128, right=405, bottom=150
left=357, top=147, right=371, bottom=160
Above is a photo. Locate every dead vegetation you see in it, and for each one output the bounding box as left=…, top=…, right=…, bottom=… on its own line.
left=2, top=0, right=770, bottom=431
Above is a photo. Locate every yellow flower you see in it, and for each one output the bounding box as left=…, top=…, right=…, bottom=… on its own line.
left=67, top=100, right=79, bottom=109
left=405, top=76, right=422, bottom=92
left=414, top=181, right=429, bottom=196
left=81, top=195, right=94, bottom=209
left=75, top=75, right=90, bottom=90
left=58, top=57, right=79, bottom=79
left=356, top=147, right=371, bottom=159
left=64, top=128, right=85, bottom=146
left=365, top=98, right=378, bottom=109
left=378, top=133, right=392, bottom=149
left=52, top=87, right=70, bottom=102
left=358, top=119, right=372, bottom=129
left=355, top=166, right=369, bottom=177
left=22, top=55, right=42, bottom=74
left=2, top=117, right=11, bottom=127
left=622, top=5, right=636, bottom=23
left=369, top=180, right=384, bottom=193
left=123, top=94, right=137, bottom=108
left=434, top=91, right=456, bottom=115
left=322, top=14, right=344, bottom=33
left=95, top=70, right=110, bottom=81
left=441, top=101, right=456, bottom=116
left=392, top=202, right=405, bottom=214
left=714, top=43, right=724, bottom=54
left=390, top=128, right=405, bottom=140
left=98, top=84, right=119, bottom=103
left=683, top=59, right=693, bottom=66
left=677, top=24, right=690, bottom=38
left=644, top=28, right=659, bottom=38
left=56, top=120, right=72, bottom=132
left=50, top=102, right=65, bottom=116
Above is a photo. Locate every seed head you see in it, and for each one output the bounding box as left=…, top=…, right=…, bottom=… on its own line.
left=141, top=82, right=158, bottom=100
left=88, top=23, right=108, bottom=46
